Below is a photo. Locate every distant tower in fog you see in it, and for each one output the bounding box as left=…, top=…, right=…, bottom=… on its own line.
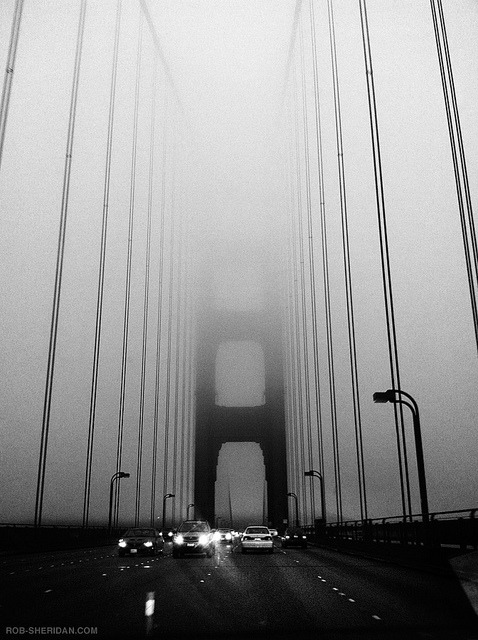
left=193, top=244, right=288, bottom=526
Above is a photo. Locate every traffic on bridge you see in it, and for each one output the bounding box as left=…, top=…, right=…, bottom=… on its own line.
left=1, top=0, right=477, bottom=638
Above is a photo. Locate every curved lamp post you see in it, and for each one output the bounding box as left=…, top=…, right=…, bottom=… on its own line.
left=304, top=470, right=326, bottom=523
left=108, top=471, right=130, bottom=532
left=162, top=493, right=175, bottom=530
left=187, top=503, right=194, bottom=519
left=373, top=389, right=429, bottom=538
left=287, top=492, right=299, bottom=527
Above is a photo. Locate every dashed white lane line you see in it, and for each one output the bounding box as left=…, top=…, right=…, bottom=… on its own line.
left=44, top=589, right=52, bottom=593
left=316, top=574, right=383, bottom=623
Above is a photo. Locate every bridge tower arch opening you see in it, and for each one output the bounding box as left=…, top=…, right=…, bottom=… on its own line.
left=214, top=442, right=267, bottom=530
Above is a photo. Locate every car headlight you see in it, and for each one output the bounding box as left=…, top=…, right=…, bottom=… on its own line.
left=213, top=531, right=221, bottom=541
left=225, top=533, right=232, bottom=540
left=285, top=535, right=290, bottom=539
left=174, top=534, right=184, bottom=545
left=198, top=534, right=208, bottom=545
left=118, top=540, right=127, bottom=548
left=144, top=541, right=153, bottom=547
left=302, top=536, right=307, bottom=539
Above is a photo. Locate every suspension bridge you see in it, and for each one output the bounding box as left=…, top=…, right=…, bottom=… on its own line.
left=1, top=1, right=478, bottom=635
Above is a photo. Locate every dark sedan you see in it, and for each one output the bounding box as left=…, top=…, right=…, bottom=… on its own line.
left=282, top=527, right=307, bottom=548
left=118, top=528, right=164, bottom=556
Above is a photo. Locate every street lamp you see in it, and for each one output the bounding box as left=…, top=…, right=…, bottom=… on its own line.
left=304, top=470, right=326, bottom=524
left=162, top=493, right=175, bottom=530
left=373, top=389, right=429, bottom=532
left=108, top=471, right=130, bottom=532
left=187, top=503, right=194, bottom=519
left=287, top=492, right=299, bottom=527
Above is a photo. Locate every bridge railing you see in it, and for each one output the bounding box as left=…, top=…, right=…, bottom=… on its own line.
left=303, top=508, right=478, bottom=551
left=0, top=523, right=122, bottom=554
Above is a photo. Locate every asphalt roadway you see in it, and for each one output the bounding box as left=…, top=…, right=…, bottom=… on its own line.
left=2, top=540, right=478, bottom=639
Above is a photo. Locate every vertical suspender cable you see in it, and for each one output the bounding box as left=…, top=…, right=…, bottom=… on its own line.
left=150, top=88, right=168, bottom=527
left=114, top=11, right=143, bottom=528
left=171, top=167, right=183, bottom=524
left=359, top=0, right=411, bottom=520
left=326, top=0, right=368, bottom=521
left=178, top=151, right=192, bottom=521
left=34, top=0, right=87, bottom=528
left=286, top=79, right=303, bottom=509
left=134, top=53, right=157, bottom=527
left=307, top=0, right=343, bottom=523
left=283, top=91, right=299, bottom=502
left=298, top=18, right=317, bottom=523
left=0, top=0, right=24, bottom=171
left=304, top=0, right=326, bottom=511
left=163, top=162, right=176, bottom=511
left=82, top=0, right=122, bottom=529
left=292, top=62, right=308, bottom=522
left=430, top=0, right=478, bottom=353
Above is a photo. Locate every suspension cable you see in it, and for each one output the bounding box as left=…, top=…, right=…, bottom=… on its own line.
left=0, top=0, right=24, bottom=171
left=134, top=52, right=157, bottom=527
left=358, top=0, right=411, bottom=520
left=300, top=24, right=316, bottom=524
left=82, top=0, right=122, bottom=530
left=430, top=0, right=478, bottom=353
left=326, top=0, right=368, bottom=521
left=306, top=0, right=343, bottom=523
left=171, top=167, right=182, bottom=524
left=305, top=0, right=326, bottom=513
left=114, top=10, right=143, bottom=528
left=162, top=159, right=177, bottom=517
left=34, top=0, right=87, bottom=528
left=150, top=87, right=169, bottom=527
left=291, top=60, right=308, bottom=524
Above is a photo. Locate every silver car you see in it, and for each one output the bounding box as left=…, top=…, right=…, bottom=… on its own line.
left=241, top=525, right=274, bottom=554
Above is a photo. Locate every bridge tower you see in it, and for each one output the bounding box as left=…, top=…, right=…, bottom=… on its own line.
left=194, top=287, right=288, bottom=528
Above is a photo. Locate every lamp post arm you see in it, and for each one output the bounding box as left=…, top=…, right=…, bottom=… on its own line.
left=396, top=390, right=419, bottom=418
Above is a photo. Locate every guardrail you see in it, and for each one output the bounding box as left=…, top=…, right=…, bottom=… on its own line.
left=303, top=508, right=478, bottom=551
left=0, top=523, right=122, bottom=554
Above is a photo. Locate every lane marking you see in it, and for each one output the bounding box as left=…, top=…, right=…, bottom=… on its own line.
left=348, top=599, right=355, bottom=603
left=372, top=615, right=381, bottom=621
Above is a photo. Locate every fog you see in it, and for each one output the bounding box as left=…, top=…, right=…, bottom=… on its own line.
left=0, top=0, right=477, bottom=527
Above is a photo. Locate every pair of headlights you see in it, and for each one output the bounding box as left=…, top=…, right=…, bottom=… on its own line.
left=118, top=540, right=153, bottom=548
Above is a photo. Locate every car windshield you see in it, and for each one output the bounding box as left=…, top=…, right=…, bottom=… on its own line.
left=246, top=527, right=269, bottom=534
left=123, top=529, right=156, bottom=537
left=218, top=529, right=230, bottom=533
left=179, top=522, right=209, bottom=533
left=287, top=528, right=304, bottom=535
